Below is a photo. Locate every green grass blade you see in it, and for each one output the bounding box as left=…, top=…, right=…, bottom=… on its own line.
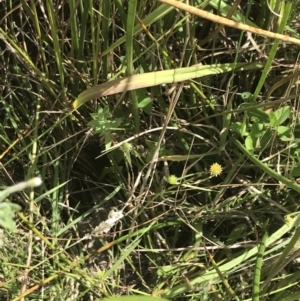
left=100, top=3, right=176, bottom=58
left=68, top=0, right=79, bottom=58
left=262, top=225, right=300, bottom=292
left=233, top=139, right=300, bottom=194
left=90, top=0, right=99, bottom=84
left=208, top=0, right=258, bottom=27
left=45, top=0, right=65, bottom=92
left=101, top=0, right=111, bottom=79
left=252, top=226, right=269, bottom=301
left=126, top=0, right=139, bottom=133
left=162, top=213, right=300, bottom=298
left=73, top=62, right=263, bottom=108
left=251, top=1, right=292, bottom=102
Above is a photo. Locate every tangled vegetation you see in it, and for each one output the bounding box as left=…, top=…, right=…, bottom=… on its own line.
left=1, top=0, right=300, bottom=300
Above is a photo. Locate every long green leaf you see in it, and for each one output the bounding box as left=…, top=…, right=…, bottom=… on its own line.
left=126, top=0, right=139, bottom=133
left=73, top=62, right=263, bottom=108
left=251, top=1, right=292, bottom=101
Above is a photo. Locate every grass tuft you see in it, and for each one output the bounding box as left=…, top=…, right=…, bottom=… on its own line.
left=1, top=0, right=300, bottom=300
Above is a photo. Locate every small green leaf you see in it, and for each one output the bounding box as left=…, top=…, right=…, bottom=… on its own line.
left=245, top=135, right=254, bottom=151
left=120, top=142, right=133, bottom=167
left=268, top=110, right=277, bottom=127
left=277, top=126, right=291, bottom=141
left=259, top=130, right=273, bottom=150
left=274, top=106, right=291, bottom=125
left=138, top=96, right=152, bottom=114
left=247, top=108, right=269, bottom=124
left=270, top=106, right=291, bottom=127
left=250, top=123, right=265, bottom=138
left=88, top=106, right=124, bottom=136
left=241, top=92, right=253, bottom=100
left=0, top=202, right=21, bottom=231
left=232, top=122, right=248, bottom=136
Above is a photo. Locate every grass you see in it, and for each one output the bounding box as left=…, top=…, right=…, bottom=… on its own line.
left=1, top=0, right=300, bottom=300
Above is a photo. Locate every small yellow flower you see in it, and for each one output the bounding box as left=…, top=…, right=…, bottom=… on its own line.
left=166, top=175, right=178, bottom=185
left=209, top=163, right=223, bottom=177
left=285, top=215, right=292, bottom=227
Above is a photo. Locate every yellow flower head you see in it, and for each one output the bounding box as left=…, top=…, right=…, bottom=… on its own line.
left=209, top=163, right=223, bottom=177
left=166, top=175, right=178, bottom=185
